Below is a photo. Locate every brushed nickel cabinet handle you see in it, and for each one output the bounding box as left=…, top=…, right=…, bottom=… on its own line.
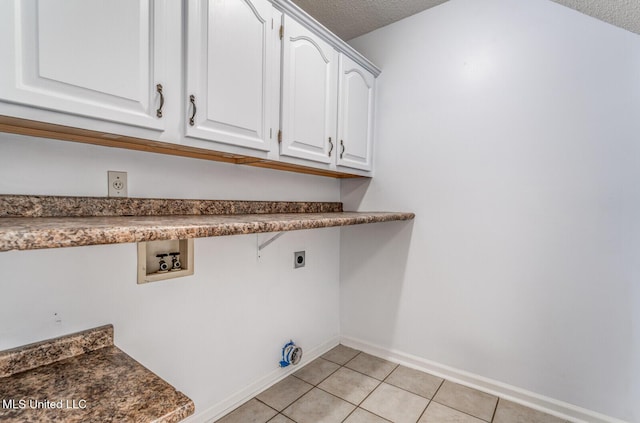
left=328, top=137, right=333, bottom=157
left=156, top=84, right=164, bottom=118
left=340, top=139, right=345, bottom=159
left=189, top=95, right=196, bottom=126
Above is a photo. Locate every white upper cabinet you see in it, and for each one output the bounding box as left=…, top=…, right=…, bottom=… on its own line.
left=0, top=0, right=379, bottom=176
left=337, top=54, right=375, bottom=171
left=0, top=0, right=168, bottom=131
left=280, top=15, right=338, bottom=164
left=186, top=0, right=277, bottom=152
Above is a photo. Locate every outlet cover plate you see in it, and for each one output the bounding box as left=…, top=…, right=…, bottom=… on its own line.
left=108, top=171, right=128, bottom=197
left=294, top=251, right=305, bottom=268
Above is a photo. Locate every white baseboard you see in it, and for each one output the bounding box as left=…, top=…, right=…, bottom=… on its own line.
left=340, top=336, right=628, bottom=423
left=181, top=336, right=340, bottom=423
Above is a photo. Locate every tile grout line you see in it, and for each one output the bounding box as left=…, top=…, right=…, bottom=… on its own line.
left=254, top=388, right=310, bottom=421
left=338, top=369, right=389, bottom=422
left=428, top=379, right=500, bottom=422
left=320, top=349, right=361, bottom=367
left=319, top=350, right=394, bottom=423
left=490, top=397, right=501, bottom=422
left=218, top=345, right=553, bottom=423
left=254, top=397, right=288, bottom=415
left=222, top=346, right=497, bottom=423
left=429, top=397, right=497, bottom=423
left=327, top=352, right=386, bottom=421
left=266, top=412, right=296, bottom=423
left=342, top=352, right=400, bottom=384
left=414, top=378, right=445, bottom=422
left=325, top=348, right=441, bottom=423
left=342, top=353, right=397, bottom=422
left=290, top=350, right=379, bottom=422
left=340, top=407, right=359, bottom=422
left=293, top=357, right=342, bottom=387
left=285, top=355, right=341, bottom=414
left=289, top=350, right=360, bottom=422
left=333, top=349, right=467, bottom=416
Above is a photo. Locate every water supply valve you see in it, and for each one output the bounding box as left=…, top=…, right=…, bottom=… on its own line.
left=169, top=252, right=181, bottom=271
left=138, top=239, right=194, bottom=284
left=156, top=253, right=169, bottom=272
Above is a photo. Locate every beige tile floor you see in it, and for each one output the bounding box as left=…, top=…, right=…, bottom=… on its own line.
left=215, top=345, right=572, bottom=423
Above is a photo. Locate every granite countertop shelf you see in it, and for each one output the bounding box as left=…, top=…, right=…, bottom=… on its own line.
left=0, top=195, right=415, bottom=252
left=0, top=325, right=194, bottom=423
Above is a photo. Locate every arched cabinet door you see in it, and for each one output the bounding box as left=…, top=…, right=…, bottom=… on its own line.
left=185, top=0, right=277, bottom=152
left=337, top=54, right=375, bottom=171
left=0, top=0, right=167, bottom=131
left=280, top=15, right=337, bottom=164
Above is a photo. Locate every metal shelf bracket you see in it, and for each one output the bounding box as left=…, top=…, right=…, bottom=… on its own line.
left=257, top=232, right=286, bottom=259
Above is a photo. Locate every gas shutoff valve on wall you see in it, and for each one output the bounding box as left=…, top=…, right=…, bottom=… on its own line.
left=279, top=340, right=303, bottom=368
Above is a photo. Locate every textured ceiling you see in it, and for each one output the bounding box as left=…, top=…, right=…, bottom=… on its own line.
left=290, top=0, right=640, bottom=40
left=550, top=0, right=640, bottom=35
left=289, top=0, right=449, bottom=40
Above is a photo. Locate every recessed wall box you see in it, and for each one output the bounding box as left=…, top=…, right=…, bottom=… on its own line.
left=137, top=239, right=194, bottom=284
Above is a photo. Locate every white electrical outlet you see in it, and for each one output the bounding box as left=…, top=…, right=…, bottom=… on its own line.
left=108, top=171, right=128, bottom=197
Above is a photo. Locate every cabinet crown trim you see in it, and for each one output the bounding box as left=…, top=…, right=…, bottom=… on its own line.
left=270, top=0, right=381, bottom=76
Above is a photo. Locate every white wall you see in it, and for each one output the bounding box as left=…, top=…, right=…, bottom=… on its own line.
left=0, top=134, right=339, bottom=200
left=0, top=133, right=341, bottom=419
left=343, top=0, right=640, bottom=421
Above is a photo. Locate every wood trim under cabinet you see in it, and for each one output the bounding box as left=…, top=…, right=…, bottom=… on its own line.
left=0, top=115, right=366, bottom=179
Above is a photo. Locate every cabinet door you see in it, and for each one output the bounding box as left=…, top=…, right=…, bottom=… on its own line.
left=0, top=0, right=166, bottom=131
left=186, top=0, right=276, bottom=152
left=337, top=54, right=375, bottom=171
left=280, top=15, right=337, bottom=164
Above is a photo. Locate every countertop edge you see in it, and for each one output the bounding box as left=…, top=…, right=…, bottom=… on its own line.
left=154, top=400, right=196, bottom=423
left=0, top=195, right=344, bottom=217
left=0, top=212, right=415, bottom=252
left=0, top=325, right=114, bottom=377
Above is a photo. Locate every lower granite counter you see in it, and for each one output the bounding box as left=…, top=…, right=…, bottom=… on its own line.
left=0, top=325, right=194, bottom=423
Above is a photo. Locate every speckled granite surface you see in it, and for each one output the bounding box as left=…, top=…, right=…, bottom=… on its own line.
left=0, top=325, right=113, bottom=378
left=0, top=212, right=415, bottom=252
left=0, top=195, right=343, bottom=217
left=0, top=327, right=194, bottom=423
